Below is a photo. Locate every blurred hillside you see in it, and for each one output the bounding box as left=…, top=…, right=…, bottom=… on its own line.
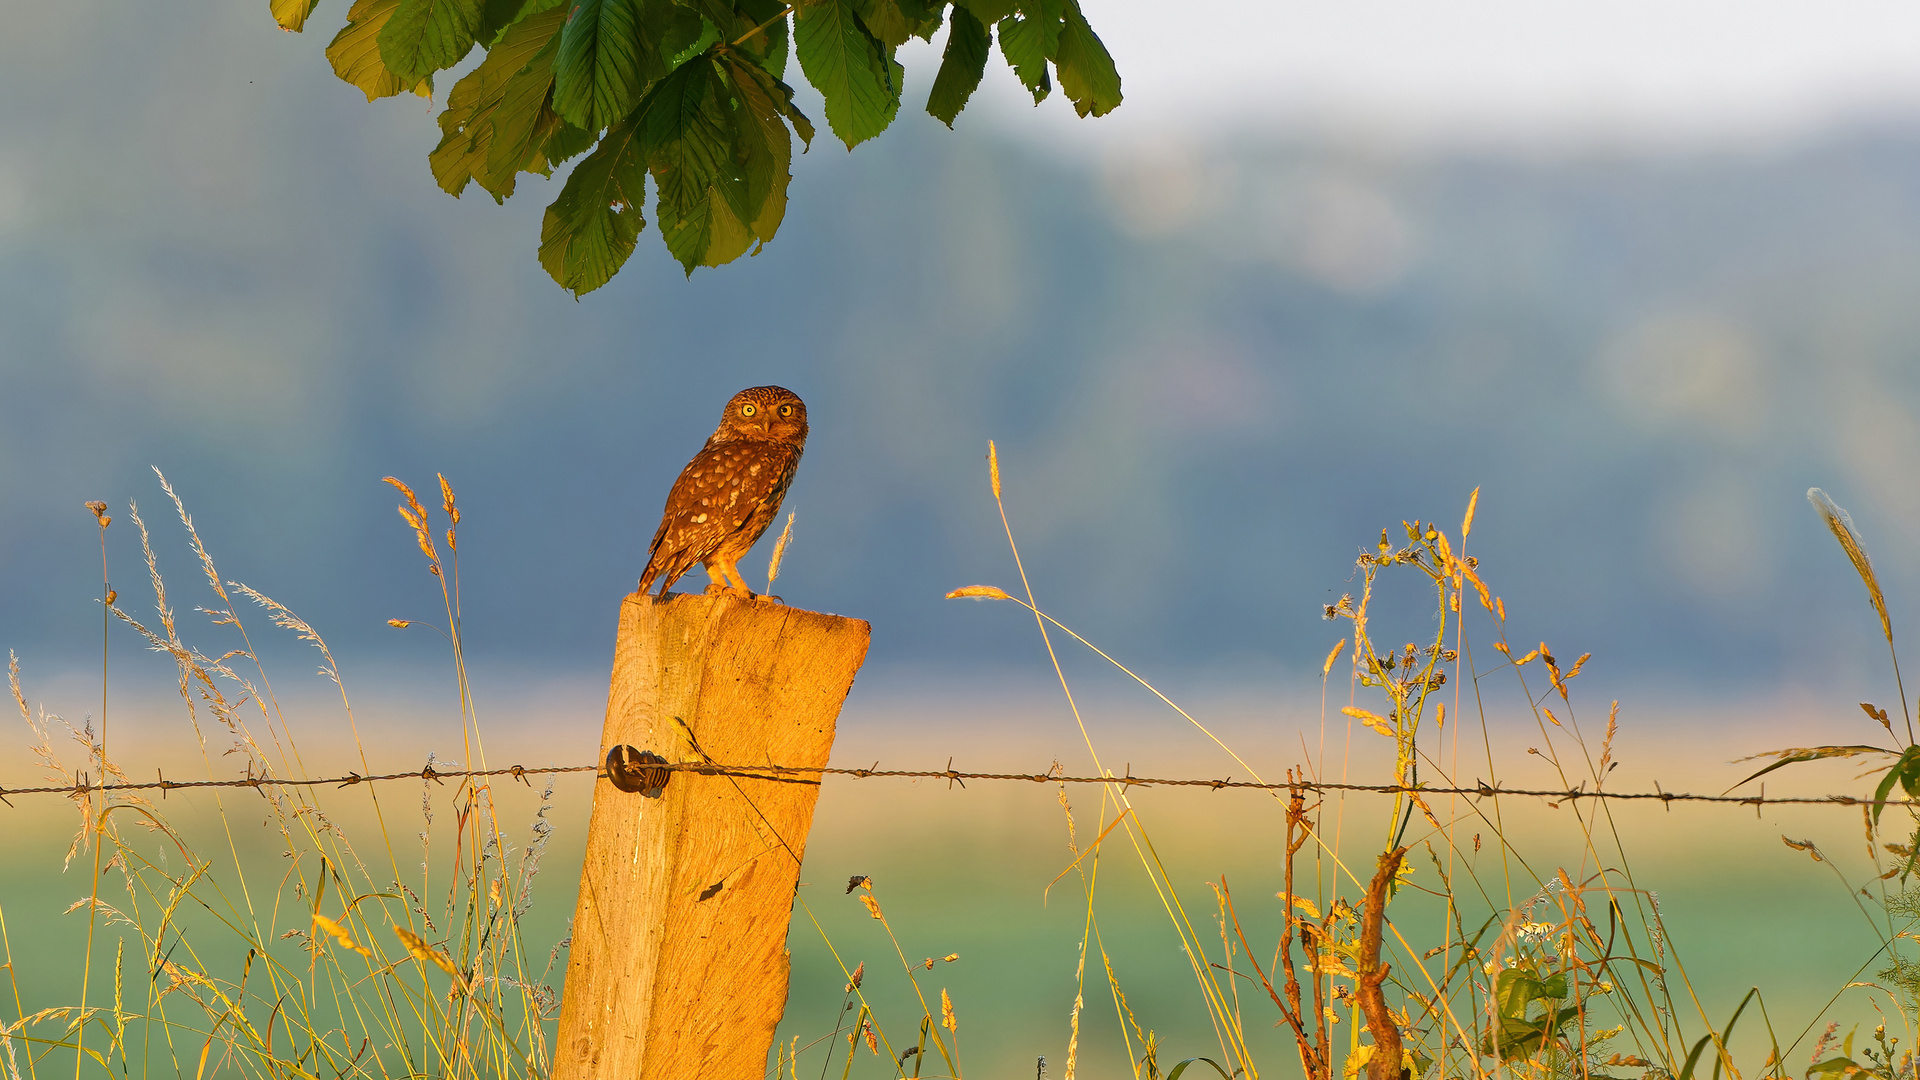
left=2, top=2, right=1918, bottom=698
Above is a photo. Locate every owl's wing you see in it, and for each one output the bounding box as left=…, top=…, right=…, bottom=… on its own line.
left=640, top=440, right=765, bottom=591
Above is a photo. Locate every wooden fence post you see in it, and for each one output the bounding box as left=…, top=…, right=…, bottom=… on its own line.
left=553, top=592, right=871, bottom=1080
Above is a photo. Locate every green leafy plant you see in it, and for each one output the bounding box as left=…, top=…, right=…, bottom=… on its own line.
left=1808, top=1020, right=1915, bottom=1080
left=272, top=0, right=1121, bottom=293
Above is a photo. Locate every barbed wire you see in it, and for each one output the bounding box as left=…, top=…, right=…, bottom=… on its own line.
left=0, top=757, right=1892, bottom=809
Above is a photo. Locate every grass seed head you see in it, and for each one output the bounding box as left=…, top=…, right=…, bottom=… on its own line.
left=1322, top=639, right=1347, bottom=676
left=437, top=473, right=459, bottom=524
left=312, top=914, right=371, bottom=957
left=766, top=511, right=796, bottom=591
left=384, top=477, right=438, bottom=564
left=1808, top=487, right=1892, bottom=646
left=395, top=925, right=469, bottom=994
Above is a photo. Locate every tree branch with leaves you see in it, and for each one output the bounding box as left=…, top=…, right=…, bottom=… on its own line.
left=269, top=0, right=1122, bottom=294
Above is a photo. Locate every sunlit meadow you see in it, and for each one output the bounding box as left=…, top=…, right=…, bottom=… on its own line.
left=4, top=456, right=1919, bottom=1080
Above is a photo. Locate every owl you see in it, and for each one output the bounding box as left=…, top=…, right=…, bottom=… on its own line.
left=638, top=386, right=808, bottom=599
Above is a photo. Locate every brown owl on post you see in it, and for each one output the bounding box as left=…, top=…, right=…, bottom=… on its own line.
left=638, top=386, right=808, bottom=599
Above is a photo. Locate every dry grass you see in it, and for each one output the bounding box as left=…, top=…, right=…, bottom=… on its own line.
left=930, top=456, right=1920, bottom=1080
left=7, top=464, right=1920, bottom=1080
left=2, top=470, right=560, bottom=1080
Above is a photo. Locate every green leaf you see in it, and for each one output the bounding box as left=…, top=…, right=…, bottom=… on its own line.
left=487, top=16, right=595, bottom=183
left=481, top=43, right=572, bottom=189
left=1020, top=0, right=1061, bottom=52
left=327, top=0, right=435, bottom=101
left=429, top=6, right=568, bottom=199
left=855, top=0, right=943, bottom=48
left=553, top=0, right=698, bottom=131
left=1732, top=744, right=1895, bottom=790
left=1483, top=1015, right=1550, bottom=1060
left=271, top=0, right=321, bottom=32
left=1899, top=751, right=1920, bottom=798
left=668, top=16, right=724, bottom=68
left=725, top=53, right=802, bottom=237
left=733, top=0, right=792, bottom=78
left=750, top=64, right=814, bottom=147
left=994, top=0, right=1058, bottom=103
left=481, top=92, right=570, bottom=194
left=925, top=3, right=987, bottom=127
left=542, top=118, right=600, bottom=165
left=539, top=113, right=652, bottom=294
left=1874, top=745, right=1920, bottom=825
left=645, top=58, right=753, bottom=271
left=1492, top=969, right=1551, bottom=1019
left=379, top=0, right=485, bottom=83
left=478, top=0, right=566, bottom=45
left=1875, top=766, right=1905, bottom=826
left=662, top=187, right=755, bottom=272
left=552, top=0, right=640, bottom=130
left=1053, top=0, right=1118, bottom=117
left=1163, top=1060, right=1233, bottom=1080
left=681, top=0, right=746, bottom=35
left=1677, top=987, right=1759, bottom=1080
left=955, top=0, right=1013, bottom=21
left=795, top=0, right=903, bottom=149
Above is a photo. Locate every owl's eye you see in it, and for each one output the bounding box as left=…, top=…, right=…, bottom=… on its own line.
left=777, top=404, right=793, bottom=417
left=740, top=403, right=757, bottom=417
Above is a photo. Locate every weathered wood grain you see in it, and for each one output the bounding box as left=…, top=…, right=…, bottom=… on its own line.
left=553, top=592, right=871, bottom=1080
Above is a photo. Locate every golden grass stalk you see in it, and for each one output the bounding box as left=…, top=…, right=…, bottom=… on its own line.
left=1322, top=639, right=1347, bottom=676
left=1810, top=488, right=1891, bottom=647
left=438, top=473, right=460, bottom=524
left=1809, top=487, right=1911, bottom=742
left=384, top=476, right=439, bottom=565
left=765, top=511, right=796, bottom=593
left=396, top=926, right=470, bottom=996
left=312, top=913, right=372, bottom=958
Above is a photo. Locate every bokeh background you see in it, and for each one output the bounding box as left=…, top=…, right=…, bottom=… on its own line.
left=8, top=0, right=1920, bottom=1075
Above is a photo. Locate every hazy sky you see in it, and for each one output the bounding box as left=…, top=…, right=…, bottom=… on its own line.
left=942, top=0, right=1920, bottom=144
